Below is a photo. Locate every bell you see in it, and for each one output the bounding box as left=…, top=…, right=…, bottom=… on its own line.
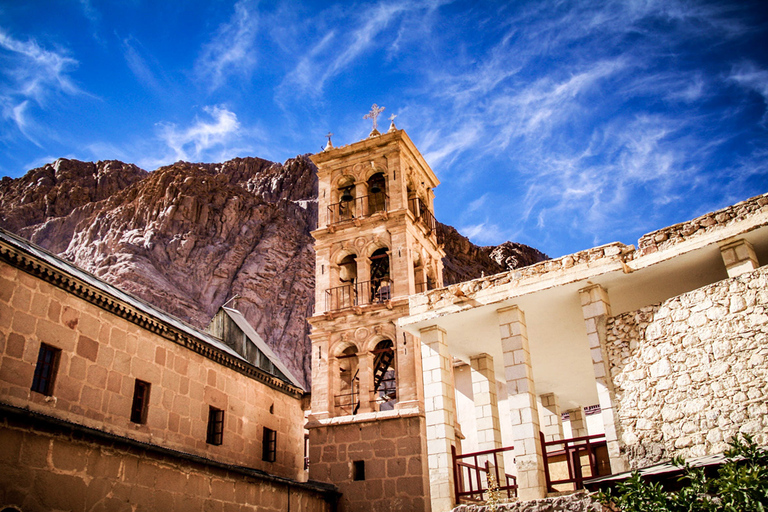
left=340, top=187, right=354, bottom=203
left=369, top=183, right=382, bottom=194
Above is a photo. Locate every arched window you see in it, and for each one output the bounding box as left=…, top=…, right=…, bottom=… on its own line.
left=367, top=172, right=386, bottom=214
left=370, top=248, right=391, bottom=303
left=333, top=176, right=356, bottom=223
left=372, top=339, right=397, bottom=411
left=326, top=254, right=357, bottom=312
left=337, top=345, right=360, bottom=415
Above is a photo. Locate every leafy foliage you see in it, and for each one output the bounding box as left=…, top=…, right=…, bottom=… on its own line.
left=597, top=435, right=768, bottom=511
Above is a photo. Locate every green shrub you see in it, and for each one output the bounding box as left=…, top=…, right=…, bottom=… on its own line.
left=596, top=435, right=768, bottom=511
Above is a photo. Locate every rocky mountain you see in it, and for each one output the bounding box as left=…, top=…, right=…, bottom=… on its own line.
left=0, top=156, right=547, bottom=388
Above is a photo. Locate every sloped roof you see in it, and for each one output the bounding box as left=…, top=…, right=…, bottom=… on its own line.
left=221, top=306, right=304, bottom=390
left=0, top=227, right=303, bottom=396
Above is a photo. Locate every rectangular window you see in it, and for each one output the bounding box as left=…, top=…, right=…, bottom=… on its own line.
left=206, top=406, right=224, bottom=445
left=130, top=379, right=151, bottom=424
left=31, top=343, right=61, bottom=396
left=262, top=427, right=277, bottom=462
left=353, top=460, right=365, bottom=481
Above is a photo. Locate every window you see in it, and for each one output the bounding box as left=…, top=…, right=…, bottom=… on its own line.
left=353, top=460, right=366, bottom=481
left=130, top=379, right=151, bottom=424
left=206, top=406, right=224, bottom=445
left=262, top=427, right=277, bottom=462
left=31, top=343, right=61, bottom=396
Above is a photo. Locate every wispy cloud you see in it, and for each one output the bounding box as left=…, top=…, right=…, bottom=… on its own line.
left=195, top=0, right=260, bottom=90
left=156, top=106, right=242, bottom=163
left=0, top=29, right=81, bottom=142
left=121, top=36, right=162, bottom=92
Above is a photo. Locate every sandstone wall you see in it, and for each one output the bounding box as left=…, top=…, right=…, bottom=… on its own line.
left=450, top=491, right=602, bottom=512
left=605, top=265, right=768, bottom=468
left=0, top=407, right=335, bottom=512
left=0, top=257, right=306, bottom=480
left=308, top=415, right=430, bottom=512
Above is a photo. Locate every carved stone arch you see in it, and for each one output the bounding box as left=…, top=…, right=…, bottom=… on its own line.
left=330, top=245, right=358, bottom=265
left=362, top=238, right=390, bottom=259
left=362, top=164, right=387, bottom=183
left=362, top=325, right=397, bottom=353
left=330, top=338, right=359, bottom=358
left=333, top=173, right=357, bottom=189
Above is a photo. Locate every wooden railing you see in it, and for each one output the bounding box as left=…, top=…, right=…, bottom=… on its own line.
left=324, top=279, right=393, bottom=313
left=327, top=193, right=389, bottom=226
left=541, top=432, right=609, bottom=491
left=452, top=445, right=517, bottom=503
left=408, top=197, right=436, bottom=234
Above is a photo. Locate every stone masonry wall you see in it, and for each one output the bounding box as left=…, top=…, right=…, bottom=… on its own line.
left=308, top=415, right=430, bottom=512
left=0, top=258, right=306, bottom=480
left=605, top=265, right=768, bottom=469
left=0, top=413, right=334, bottom=512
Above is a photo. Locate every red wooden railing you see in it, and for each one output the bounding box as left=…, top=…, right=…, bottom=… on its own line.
left=452, top=445, right=517, bottom=503
left=541, top=432, right=608, bottom=491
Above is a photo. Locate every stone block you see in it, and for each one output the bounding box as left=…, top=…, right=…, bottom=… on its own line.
left=76, top=335, right=99, bottom=362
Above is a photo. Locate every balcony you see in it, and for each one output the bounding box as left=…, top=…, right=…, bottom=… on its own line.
left=408, top=197, right=436, bottom=234
left=327, top=193, right=389, bottom=226
left=325, top=278, right=393, bottom=313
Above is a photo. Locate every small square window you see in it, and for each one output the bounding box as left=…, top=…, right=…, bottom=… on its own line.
left=130, top=379, right=151, bottom=424
left=207, top=406, right=224, bottom=445
left=353, top=460, right=365, bottom=481
left=31, top=343, right=61, bottom=396
left=262, top=427, right=276, bottom=462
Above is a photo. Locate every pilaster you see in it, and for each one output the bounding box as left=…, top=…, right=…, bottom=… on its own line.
left=539, top=393, right=563, bottom=443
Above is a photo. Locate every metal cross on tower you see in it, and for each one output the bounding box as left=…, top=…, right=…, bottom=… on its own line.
left=364, top=104, right=385, bottom=132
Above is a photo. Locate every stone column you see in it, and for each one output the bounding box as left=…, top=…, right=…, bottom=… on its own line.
left=566, top=407, right=588, bottom=438
left=471, top=353, right=505, bottom=475
left=497, top=306, right=546, bottom=500
left=395, top=330, right=420, bottom=410
left=720, top=239, right=759, bottom=277
left=355, top=256, right=371, bottom=305
left=358, top=351, right=374, bottom=413
left=309, top=334, right=331, bottom=419
left=579, top=284, right=628, bottom=474
left=420, top=325, right=456, bottom=512
left=539, top=393, right=563, bottom=443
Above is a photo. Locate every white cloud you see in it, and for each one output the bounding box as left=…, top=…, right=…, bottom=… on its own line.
left=122, top=36, right=161, bottom=91
left=157, top=106, right=241, bottom=163
left=0, top=29, right=81, bottom=142
left=729, top=62, right=768, bottom=106
left=195, top=0, right=260, bottom=90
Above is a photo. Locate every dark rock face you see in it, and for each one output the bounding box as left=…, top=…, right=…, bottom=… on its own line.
left=0, top=156, right=547, bottom=388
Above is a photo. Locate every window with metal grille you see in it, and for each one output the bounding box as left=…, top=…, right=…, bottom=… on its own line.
left=130, top=379, right=151, bottom=424
left=262, top=427, right=277, bottom=462
left=31, top=343, right=61, bottom=396
left=206, top=406, right=224, bottom=445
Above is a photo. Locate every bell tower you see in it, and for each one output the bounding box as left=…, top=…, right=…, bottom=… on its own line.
left=306, top=114, right=444, bottom=511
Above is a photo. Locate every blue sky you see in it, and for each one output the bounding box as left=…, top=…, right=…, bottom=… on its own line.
left=1, top=1, right=767, bottom=258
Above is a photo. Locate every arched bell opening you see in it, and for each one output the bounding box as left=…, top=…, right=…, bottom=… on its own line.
left=336, top=345, right=360, bottom=415
left=372, top=339, right=397, bottom=411
left=367, top=172, right=387, bottom=214
left=327, top=253, right=358, bottom=311
left=334, top=176, right=356, bottom=222
left=413, top=251, right=426, bottom=293
left=370, top=248, right=391, bottom=303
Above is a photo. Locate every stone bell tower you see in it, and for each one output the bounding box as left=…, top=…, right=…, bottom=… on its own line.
left=306, top=109, right=444, bottom=512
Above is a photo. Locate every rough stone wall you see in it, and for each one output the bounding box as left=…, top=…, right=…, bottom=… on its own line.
left=450, top=491, right=602, bottom=512
left=0, top=418, right=334, bottom=512
left=308, top=415, right=430, bottom=512
left=0, top=258, right=306, bottom=480
left=605, top=265, right=768, bottom=469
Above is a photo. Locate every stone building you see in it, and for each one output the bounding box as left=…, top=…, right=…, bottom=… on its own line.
left=0, top=227, right=337, bottom=511
left=306, top=125, right=445, bottom=511
left=398, top=192, right=768, bottom=509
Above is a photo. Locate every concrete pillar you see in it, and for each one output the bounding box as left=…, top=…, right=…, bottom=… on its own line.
left=566, top=407, right=588, bottom=438
left=579, top=284, right=628, bottom=474
left=720, top=239, right=759, bottom=277
left=539, top=393, right=563, bottom=443
left=497, top=306, right=546, bottom=500
left=420, top=325, right=456, bottom=512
